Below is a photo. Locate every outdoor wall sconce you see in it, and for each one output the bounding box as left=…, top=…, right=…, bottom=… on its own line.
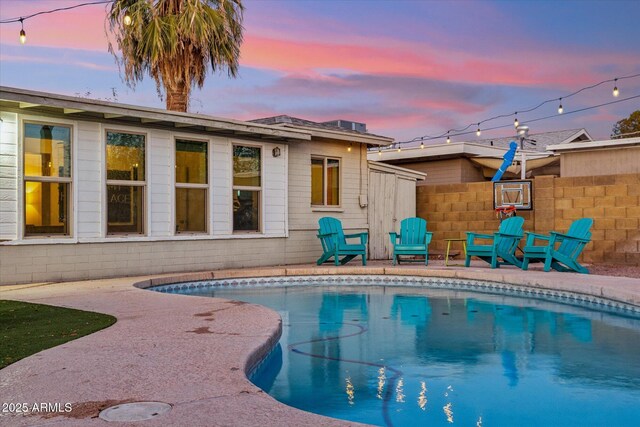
left=272, top=147, right=281, bottom=157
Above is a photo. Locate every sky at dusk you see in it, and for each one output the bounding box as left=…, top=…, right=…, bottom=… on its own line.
left=1, top=0, right=639, bottom=144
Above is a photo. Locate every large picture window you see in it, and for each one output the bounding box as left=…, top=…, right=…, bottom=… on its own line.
left=106, top=131, right=145, bottom=235
left=175, top=139, right=208, bottom=233
left=232, top=145, right=261, bottom=232
left=311, top=156, right=340, bottom=206
left=23, top=122, right=72, bottom=236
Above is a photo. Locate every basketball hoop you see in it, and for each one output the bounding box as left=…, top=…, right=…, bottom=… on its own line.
left=495, top=205, right=517, bottom=221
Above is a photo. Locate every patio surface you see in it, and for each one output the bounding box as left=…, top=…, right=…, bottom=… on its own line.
left=1, top=261, right=639, bottom=426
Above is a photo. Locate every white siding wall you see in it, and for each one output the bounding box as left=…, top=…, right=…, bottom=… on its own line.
left=0, top=109, right=374, bottom=285
left=76, top=121, right=102, bottom=238
left=211, top=138, right=231, bottom=235
left=0, top=112, right=18, bottom=240
left=0, top=113, right=289, bottom=246
left=149, top=129, right=172, bottom=236
left=263, top=141, right=287, bottom=236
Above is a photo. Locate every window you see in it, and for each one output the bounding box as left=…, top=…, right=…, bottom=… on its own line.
left=23, top=122, right=72, bottom=236
left=232, top=145, right=261, bottom=232
left=106, top=131, right=145, bottom=235
left=175, top=139, right=208, bottom=233
left=311, top=156, right=340, bottom=206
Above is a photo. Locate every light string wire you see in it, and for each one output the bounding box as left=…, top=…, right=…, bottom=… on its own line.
left=0, top=1, right=113, bottom=24
left=382, top=93, right=640, bottom=150
left=396, top=73, right=640, bottom=147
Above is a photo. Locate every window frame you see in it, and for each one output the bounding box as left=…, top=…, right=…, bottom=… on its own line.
left=22, top=120, right=73, bottom=238
left=310, top=155, right=342, bottom=208
left=232, top=143, right=263, bottom=233
left=174, top=137, right=209, bottom=235
left=104, top=128, right=147, bottom=236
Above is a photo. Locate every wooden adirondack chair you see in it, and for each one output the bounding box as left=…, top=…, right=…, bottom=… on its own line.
left=316, top=217, right=368, bottom=266
left=465, top=216, right=524, bottom=269
left=521, top=218, right=593, bottom=274
left=389, top=217, right=433, bottom=265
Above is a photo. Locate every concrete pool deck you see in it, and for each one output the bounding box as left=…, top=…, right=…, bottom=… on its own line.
left=1, top=261, right=639, bottom=426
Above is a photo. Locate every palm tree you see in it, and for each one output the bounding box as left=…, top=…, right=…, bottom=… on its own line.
left=107, top=0, right=244, bottom=112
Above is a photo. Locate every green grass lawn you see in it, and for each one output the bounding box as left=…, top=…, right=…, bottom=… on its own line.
left=0, top=300, right=116, bottom=369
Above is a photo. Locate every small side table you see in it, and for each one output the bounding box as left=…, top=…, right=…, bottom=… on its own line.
left=444, top=238, right=467, bottom=266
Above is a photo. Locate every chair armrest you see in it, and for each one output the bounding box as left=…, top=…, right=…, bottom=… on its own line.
left=524, top=231, right=550, bottom=246
left=425, top=232, right=433, bottom=245
left=550, top=231, right=590, bottom=243
left=496, top=232, right=523, bottom=239
left=467, top=232, right=494, bottom=239
left=345, top=232, right=368, bottom=245
left=389, top=232, right=399, bottom=244
left=317, top=231, right=338, bottom=239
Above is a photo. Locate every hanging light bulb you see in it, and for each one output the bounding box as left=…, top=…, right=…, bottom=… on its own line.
left=613, top=78, right=619, bottom=97
left=378, top=147, right=382, bottom=156
left=123, top=12, right=132, bottom=26
left=558, top=98, right=563, bottom=114
left=514, top=113, right=519, bottom=128
left=19, top=18, right=26, bottom=44
left=446, top=133, right=451, bottom=144
left=420, top=141, right=425, bottom=149
left=397, top=144, right=402, bottom=152
left=476, top=124, right=481, bottom=137
left=347, top=143, right=352, bottom=152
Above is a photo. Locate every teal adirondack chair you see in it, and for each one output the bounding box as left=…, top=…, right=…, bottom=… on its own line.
left=465, top=216, right=524, bottom=269
left=316, top=217, right=368, bottom=266
left=521, top=218, right=593, bottom=274
left=389, top=217, right=433, bottom=265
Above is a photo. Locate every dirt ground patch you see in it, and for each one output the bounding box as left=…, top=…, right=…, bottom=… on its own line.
left=589, top=264, right=640, bottom=279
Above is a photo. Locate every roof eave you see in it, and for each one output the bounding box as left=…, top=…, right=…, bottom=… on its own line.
left=0, top=86, right=311, bottom=142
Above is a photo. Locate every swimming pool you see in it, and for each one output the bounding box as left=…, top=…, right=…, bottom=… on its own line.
left=153, top=276, right=640, bottom=427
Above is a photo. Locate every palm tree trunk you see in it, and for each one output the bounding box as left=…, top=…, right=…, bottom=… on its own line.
left=166, top=81, right=189, bottom=112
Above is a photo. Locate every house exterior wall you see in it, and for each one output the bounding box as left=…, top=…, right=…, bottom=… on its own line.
left=399, top=158, right=484, bottom=185
left=561, top=147, right=640, bottom=177
left=0, top=111, right=368, bottom=285
left=417, top=173, right=640, bottom=266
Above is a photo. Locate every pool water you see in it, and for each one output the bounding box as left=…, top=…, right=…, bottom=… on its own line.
left=175, top=284, right=640, bottom=427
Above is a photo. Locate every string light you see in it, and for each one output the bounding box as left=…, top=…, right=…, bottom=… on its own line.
left=514, top=113, right=519, bottom=128
left=18, top=18, right=26, bottom=44
left=446, top=133, right=451, bottom=144
left=476, top=124, right=481, bottom=137
left=420, top=141, right=425, bottom=149
left=613, top=78, right=619, bottom=97
left=397, top=145, right=402, bottom=152
left=378, top=147, right=382, bottom=156
left=347, top=143, right=352, bottom=152
left=558, top=98, right=563, bottom=114
left=123, top=12, right=132, bottom=26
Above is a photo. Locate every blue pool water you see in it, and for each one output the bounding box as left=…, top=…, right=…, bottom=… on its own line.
left=159, top=279, right=640, bottom=427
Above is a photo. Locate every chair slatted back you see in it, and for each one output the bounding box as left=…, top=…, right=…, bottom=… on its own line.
left=496, top=216, right=524, bottom=253
left=558, top=218, right=593, bottom=258
left=318, top=217, right=345, bottom=251
left=399, top=217, right=427, bottom=245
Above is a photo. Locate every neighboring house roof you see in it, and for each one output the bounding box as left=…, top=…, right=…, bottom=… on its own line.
left=474, top=128, right=593, bottom=151
left=250, top=115, right=394, bottom=145
left=368, top=141, right=550, bottom=164
left=547, top=136, right=640, bottom=152
left=0, top=86, right=311, bottom=142
left=372, top=128, right=593, bottom=164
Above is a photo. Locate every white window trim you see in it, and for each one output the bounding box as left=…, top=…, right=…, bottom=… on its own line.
left=311, top=155, right=342, bottom=209
left=104, top=128, right=148, bottom=237
left=231, top=141, right=263, bottom=234
left=174, top=136, right=210, bottom=235
left=20, top=117, right=76, bottom=240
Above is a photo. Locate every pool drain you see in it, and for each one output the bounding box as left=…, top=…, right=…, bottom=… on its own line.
left=99, top=402, right=171, bottom=422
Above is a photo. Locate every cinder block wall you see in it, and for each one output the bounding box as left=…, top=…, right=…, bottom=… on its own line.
left=417, top=173, right=640, bottom=266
